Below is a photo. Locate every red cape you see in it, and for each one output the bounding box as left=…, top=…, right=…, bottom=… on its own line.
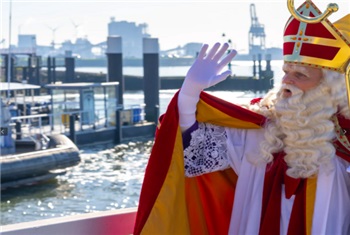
left=134, top=91, right=266, bottom=234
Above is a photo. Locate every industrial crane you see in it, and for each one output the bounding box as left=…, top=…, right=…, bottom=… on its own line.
left=249, top=3, right=266, bottom=56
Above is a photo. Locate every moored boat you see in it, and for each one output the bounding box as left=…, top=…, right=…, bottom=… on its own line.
left=1, top=134, right=81, bottom=190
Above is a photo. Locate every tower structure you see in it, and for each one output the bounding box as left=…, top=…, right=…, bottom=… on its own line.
left=249, top=3, right=266, bottom=56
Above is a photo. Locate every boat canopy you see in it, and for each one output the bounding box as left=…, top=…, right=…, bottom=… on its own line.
left=0, top=82, right=40, bottom=91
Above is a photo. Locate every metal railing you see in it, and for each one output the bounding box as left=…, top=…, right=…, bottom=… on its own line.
left=9, top=106, right=145, bottom=140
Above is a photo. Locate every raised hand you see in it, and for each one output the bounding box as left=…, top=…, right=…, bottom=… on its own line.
left=181, top=42, right=237, bottom=96
left=178, top=43, right=237, bottom=131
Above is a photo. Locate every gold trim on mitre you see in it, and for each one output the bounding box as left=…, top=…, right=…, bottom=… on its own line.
left=333, top=14, right=350, bottom=71
left=287, top=0, right=339, bottom=23
left=284, top=1, right=350, bottom=73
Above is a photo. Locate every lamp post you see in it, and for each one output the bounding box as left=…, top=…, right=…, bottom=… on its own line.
left=7, top=0, right=13, bottom=99
left=227, top=39, right=232, bottom=70
left=222, top=33, right=233, bottom=70
left=222, top=33, right=226, bottom=44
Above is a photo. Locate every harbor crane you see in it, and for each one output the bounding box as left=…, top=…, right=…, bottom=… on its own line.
left=249, top=3, right=266, bottom=56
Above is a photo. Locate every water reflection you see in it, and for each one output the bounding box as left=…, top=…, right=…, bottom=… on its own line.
left=1, top=138, right=154, bottom=226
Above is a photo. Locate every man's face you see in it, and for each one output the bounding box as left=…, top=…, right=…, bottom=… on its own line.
left=281, top=64, right=323, bottom=98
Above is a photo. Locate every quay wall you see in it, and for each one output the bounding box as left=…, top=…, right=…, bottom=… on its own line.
left=71, top=123, right=156, bottom=147
left=75, top=57, right=195, bottom=67
left=43, top=71, right=273, bottom=92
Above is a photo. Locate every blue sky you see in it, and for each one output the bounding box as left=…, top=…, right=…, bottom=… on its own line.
left=1, top=0, right=349, bottom=52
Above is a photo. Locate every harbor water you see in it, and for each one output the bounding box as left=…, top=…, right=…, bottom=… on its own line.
left=1, top=61, right=284, bottom=226
left=75, top=60, right=283, bottom=78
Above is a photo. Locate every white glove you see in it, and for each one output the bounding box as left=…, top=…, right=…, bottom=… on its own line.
left=178, top=43, right=237, bottom=131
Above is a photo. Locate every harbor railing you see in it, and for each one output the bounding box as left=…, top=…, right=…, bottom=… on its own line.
left=9, top=106, right=145, bottom=142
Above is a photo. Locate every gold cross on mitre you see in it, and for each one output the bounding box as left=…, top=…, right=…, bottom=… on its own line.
left=284, top=0, right=350, bottom=107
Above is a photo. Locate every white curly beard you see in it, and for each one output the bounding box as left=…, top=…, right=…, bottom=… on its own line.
left=255, top=82, right=338, bottom=178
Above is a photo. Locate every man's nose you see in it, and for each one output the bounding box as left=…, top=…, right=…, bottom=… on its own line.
left=282, top=75, right=294, bottom=84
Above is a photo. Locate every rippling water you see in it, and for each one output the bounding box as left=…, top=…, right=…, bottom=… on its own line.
left=1, top=139, right=154, bottom=225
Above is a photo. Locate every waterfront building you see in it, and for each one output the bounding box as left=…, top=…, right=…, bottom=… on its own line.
left=17, top=34, right=37, bottom=53
left=108, top=17, right=150, bottom=58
